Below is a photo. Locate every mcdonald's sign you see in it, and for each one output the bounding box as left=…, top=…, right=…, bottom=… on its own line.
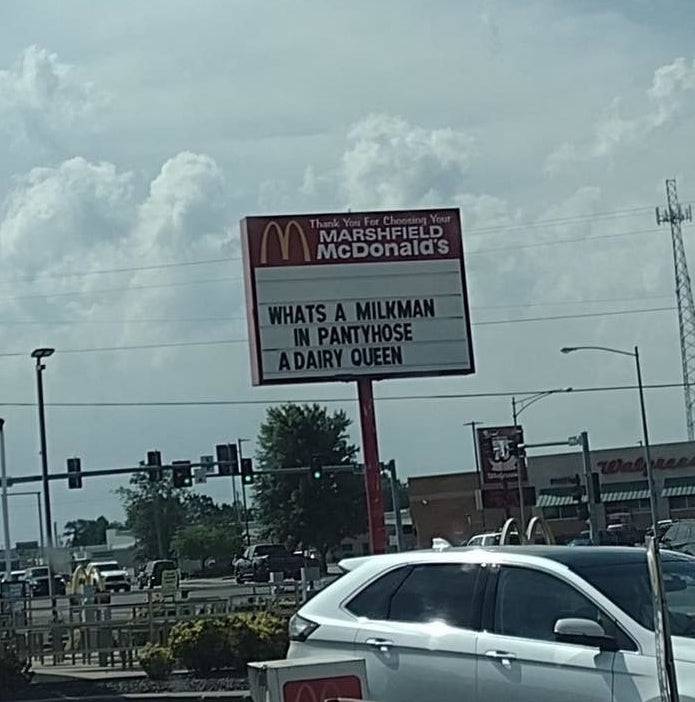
left=241, top=207, right=475, bottom=386
left=259, top=220, right=311, bottom=265
left=282, top=675, right=363, bottom=702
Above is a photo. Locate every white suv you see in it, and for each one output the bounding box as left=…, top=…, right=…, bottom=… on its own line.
left=287, top=546, right=695, bottom=702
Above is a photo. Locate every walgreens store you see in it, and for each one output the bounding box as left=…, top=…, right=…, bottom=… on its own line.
left=531, top=439, right=695, bottom=538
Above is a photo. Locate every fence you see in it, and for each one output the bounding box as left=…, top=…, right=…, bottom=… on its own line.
left=0, top=582, right=305, bottom=668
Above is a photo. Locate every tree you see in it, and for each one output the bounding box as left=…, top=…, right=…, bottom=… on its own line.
left=116, top=472, right=189, bottom=560
left=172, top=523, right=243, bottom=571
left=63, top=516, right=122, bottom=547
left=254, top=403, right=366, bottom=560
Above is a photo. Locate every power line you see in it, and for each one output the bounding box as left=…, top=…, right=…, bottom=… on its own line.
left=0, top=304, right=678, bottom=358
left=476, top=305, right=675, bottom=326
left=468, top=227, right=659, bottom=255
left=0, top=276, right=242, bottom=304
left=0, top=382, right=684, bottom=408
left=0, top=291, right=674, bottom=326
left=0, top=257, right=238, bottom=286
left=466, top=206, right=657, bottom=235
left=0, top=226, right=659, bottom=304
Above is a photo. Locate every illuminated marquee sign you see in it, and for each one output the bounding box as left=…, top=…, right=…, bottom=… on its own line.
left=241, top=208, right=475, bottom=385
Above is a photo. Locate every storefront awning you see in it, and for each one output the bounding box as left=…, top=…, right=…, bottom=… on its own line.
left=599, top=480, right=650, bottom=503
left=662, top=477, right=695, bottom=497
left=602, top=489, right=650, bottom=502
left=537, top=493, right=581, bottom=507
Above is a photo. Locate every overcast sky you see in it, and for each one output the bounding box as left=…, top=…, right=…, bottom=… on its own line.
left=3, top=0, right=695, bottom=544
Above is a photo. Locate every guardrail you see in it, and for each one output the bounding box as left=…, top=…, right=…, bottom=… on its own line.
left=0, top=582, right=304, bottom=667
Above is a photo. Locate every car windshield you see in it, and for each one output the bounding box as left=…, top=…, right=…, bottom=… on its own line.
left=93, top=562, right=119, bottom=570
left=572, top=553, right=695, bottom=638
left=30, top=568, right=48, bottom=578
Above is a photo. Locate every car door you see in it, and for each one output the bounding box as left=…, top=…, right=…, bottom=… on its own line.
left=477, top=565, right=615, bottom=702
left=354, top=561, right=484, bottom=702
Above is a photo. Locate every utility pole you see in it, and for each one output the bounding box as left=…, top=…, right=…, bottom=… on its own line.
left=463, top=421, right=486, bottom=528
left=657, top=179, right=695, bottom=439
left=580, top=431, right=600, bottom=544
left=238, top=439, right=251, bottom=546
left=383, top=460, right=404, bottom=552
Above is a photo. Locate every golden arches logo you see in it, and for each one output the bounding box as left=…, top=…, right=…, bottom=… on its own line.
left=259, top=220, right=311, bottom=264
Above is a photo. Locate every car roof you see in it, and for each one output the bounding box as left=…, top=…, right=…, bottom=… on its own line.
left=338, top=545, right=662, bottom=573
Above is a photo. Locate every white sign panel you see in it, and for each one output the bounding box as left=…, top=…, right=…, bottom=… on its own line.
left=241, top=209, right=474, bottom=385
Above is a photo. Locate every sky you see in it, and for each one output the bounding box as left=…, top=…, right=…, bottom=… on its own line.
left=2, top=0, right=695, bottom=544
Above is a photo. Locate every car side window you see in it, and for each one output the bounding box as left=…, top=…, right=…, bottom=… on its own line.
left=493, top=567, right=604, bottom=643
left=345, top=566, right=411, bottom=619
left=388, top=563, right=481, bottom=629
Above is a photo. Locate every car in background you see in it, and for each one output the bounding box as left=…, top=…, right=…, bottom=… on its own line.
left=24, top=566, right=66, bottom=597
left=287, top=545, right=695, bottom=702
left=659, top=519, right=695, bottom=555
left=466, top=531, right=521, bottom=546
left=0, top=570, right=26, bottom=584
left=234, top=544, right=307, bottom=583
left=137, top=559, right=179, bottom=589
left=87, top=560, right=131, bottom=592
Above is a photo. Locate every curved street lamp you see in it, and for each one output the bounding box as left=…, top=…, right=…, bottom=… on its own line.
left=560, top=345, right=658, bottom=530
left=512, top=387, right=573, bottom=526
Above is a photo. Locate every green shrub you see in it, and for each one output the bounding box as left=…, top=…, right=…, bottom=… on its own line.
left=168, top=619, right=231, bottom=675
left=138, top=643, right=174, bottom=680
left=0, top=644, right=33, bottom=700
left=228, top=611, right=288, bottom=667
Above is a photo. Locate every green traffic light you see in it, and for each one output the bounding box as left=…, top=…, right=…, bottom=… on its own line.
left=312, top=470, right=322, bottom=480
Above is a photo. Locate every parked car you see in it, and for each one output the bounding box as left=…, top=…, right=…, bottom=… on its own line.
left=659, top=519, right=695, bottom=556
left=137, top=560, right=179, bottom=589
left=24, top=566, right=66, bottom=597
left=233, top=544, right=307, bottom=583
left=86, top=560, right=131, bottom=592
left=287, top=545, right=695, bottom=702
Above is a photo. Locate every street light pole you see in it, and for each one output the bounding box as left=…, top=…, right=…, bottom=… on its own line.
left=512, top=388, right=572, bottom=529
left=561, top=345, right=659, bottom=526
left=463, top=421, right=485, bottom=528
left=32, top=348, right=55, bottom=604
left=634, top=346, right=660, bottom=531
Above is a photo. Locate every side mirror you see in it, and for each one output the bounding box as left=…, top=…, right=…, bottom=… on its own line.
left=554, top=618, right=618, bottom=651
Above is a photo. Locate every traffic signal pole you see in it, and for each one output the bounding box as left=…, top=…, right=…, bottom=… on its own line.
left=238, top=439, right=251, bottom=546
left=357, top=378, right=386, bottom=555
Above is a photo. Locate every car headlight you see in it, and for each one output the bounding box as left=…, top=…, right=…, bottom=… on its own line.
left=288, top=613, right=319, bottom=642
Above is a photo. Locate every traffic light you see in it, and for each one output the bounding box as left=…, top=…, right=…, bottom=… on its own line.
left=67, top=457, right=82, bottom=489
left=310, top=455, right=323, bottom=480
left=146, top=450, right=163, bottom=482
left=216, top=443, right=239, bottom=476
left=241, top=457, right=254, bottom=485
left=172, top=460, right=193, bottom=489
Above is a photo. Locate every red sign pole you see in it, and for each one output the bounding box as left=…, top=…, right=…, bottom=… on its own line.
left=357, top=378, right=387, bottom=554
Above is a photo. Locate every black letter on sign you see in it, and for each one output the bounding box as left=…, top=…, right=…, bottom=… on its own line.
left=278, top=352, right=290, bottom=371
left=294, top=328, right=310, bottom=346
left=334, top=303, right=346, bottom=321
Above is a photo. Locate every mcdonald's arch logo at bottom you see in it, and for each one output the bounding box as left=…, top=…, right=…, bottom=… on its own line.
left=282, top=675, right=363, bottom=702
left=260, top=220, right=311, bottom=264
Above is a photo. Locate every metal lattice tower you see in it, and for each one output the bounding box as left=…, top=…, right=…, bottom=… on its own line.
left=656, top=179, right=695, bottom=439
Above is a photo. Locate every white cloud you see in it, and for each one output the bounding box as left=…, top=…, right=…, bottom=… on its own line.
left=0, top=157, right=134, bottom=275
left=546, top=57, right=695, bottom=173
left=0, top=45, right=103, bottom=153
left=340, top=114, right=474, bottom=210
left=134, top=151, right=230, bottom=256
